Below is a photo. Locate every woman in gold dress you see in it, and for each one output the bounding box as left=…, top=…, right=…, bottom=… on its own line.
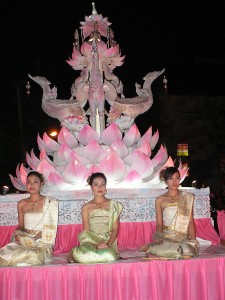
left=67, top=172, right=123, bottom=263
left=0, top=171, right=59, bottom=266
left=139, top=167, right=199, bottom=259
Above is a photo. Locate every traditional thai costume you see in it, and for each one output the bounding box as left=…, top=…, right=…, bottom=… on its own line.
left=0, top=197, right=58, bottom=266
left=147, top=191, right=199, bottom=259
left=70, top=199, right=123, bottom=263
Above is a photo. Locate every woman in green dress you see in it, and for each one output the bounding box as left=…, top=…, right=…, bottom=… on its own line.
left=67, top=172, right=123, bottom=263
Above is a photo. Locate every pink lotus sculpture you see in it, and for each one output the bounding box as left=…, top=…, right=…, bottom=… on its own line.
left=9, top=124, right=188, bottom=192
left=9, top=3, right=188, bottom=192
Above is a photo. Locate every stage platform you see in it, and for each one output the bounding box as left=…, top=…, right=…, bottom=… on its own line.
left=1, top=245, right=225, bottom=300
left=1, top=187, right=225, bottom=300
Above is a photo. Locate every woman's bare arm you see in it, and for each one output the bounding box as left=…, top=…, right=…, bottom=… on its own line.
left=107, top=218, right=119, bottom=246
left=188, top=206, right=196, bottom=239
left=81, top=204, right=90, bottom=231
left=17, top=200, right=25, bottom=230
left=155, top=197, right=163, bottom=233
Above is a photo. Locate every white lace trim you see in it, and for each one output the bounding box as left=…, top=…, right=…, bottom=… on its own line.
left=0, top=188, right=210, bottom=225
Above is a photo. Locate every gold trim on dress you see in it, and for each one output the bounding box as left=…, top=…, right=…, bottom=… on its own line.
left=24, top=229, right=42, bottom=236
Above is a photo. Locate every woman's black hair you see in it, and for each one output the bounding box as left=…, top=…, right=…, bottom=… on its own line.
left=87, top=172, right=107, bottom=186
left=160, top=167, right=180, bottom=182
left=27, top=171, right=45, bottom=184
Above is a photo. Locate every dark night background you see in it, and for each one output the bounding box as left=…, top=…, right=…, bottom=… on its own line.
left=1, top=0, right=225, bottom=191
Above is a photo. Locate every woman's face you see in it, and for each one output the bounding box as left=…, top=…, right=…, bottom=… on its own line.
left=26, top=175, right=43, bottom=194
left=166, top=172, right=181, bottom=189
left=91, top=177, right=106, bottom=196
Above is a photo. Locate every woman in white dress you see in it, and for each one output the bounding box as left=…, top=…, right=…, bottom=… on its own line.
left=0, top=171, right=59, bottom=266
left=139, top=167, right=199, bottom=259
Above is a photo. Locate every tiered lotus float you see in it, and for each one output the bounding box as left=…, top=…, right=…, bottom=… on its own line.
left=10, top=3, right=188, bottom=192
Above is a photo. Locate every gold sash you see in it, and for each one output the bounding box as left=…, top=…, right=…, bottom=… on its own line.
left=174, top=192, right=194, bottom=234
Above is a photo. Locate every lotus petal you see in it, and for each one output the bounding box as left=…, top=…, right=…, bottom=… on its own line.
left=58, top=126, right=78, bottom=148
left=123, top=149, right=143, bottom=166
left=178, top=160, right=189, bottom=183
left=82, top=140, right=105, bottom=164
left=161, top=145, right=168, bottom=165
left=101, top=123, right=122, bottom=145
left=146, top=156, right=175, bottom=184
left=37, top=133, right=47, bottom=152
left=150, top=130, right=159, bottom=150
left=86, top=165, right=102, bottom=177
left=30, top=149, right=40, bottom=166
left=72, top=150, right=93, bottom=165
left=121, top=170, right=143, bottom=184
left=20, top=164, right=30, bottom=177
left=77, top=125, right=100, bottom=145
left=39, top=149, right=54, bottom=166
left=152, top=145, right=166, bottom=168
left=98, top=149, right=126, bottom=181
left=63, top=158, right=88, bottom=183
left=47, top=172, right=76, bottom=190
left=129, top=153, right=154, bottom=179
left=138, top=140, right=151, bottom=156
left=14, top=165, right=25, bottom=185
left=127, top=146, right=138, bottom=155
left=164, top=156, right=175, bottom=168
left=57, top=143, right=74, bottom=163
left=98, top=145, right=114, bottom=161
left=16, top=164, right=29, bottom=185
left=74, top=145, right=110, bottom=164
left=110, top=138, right=129, bottom=159
left=137, top=126, right=152, bottom=147
left=123, top=124, right=141, bottom=147
left=9, top=174, right=27, bottom=191
left=43, top=133, right=60, bottom=152
left=26, top=152, right=38, bottom=169
left=37, top=159, right=61, bottom=180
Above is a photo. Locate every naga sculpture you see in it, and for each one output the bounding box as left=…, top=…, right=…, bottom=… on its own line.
left=28, top=74, right=88, bottom=135
left=107, top=69, right=165, bottom=130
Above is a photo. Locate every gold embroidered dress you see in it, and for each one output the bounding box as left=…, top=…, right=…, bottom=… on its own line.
left=71, top=199, right=123, bottom=263
left=147, top=191, right=199, bottom=259
left=0, top=197, right=58, bottom=266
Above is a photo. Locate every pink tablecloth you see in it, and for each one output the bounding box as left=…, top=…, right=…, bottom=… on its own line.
left=0, top=255, right=225, bottom=300
left=217, top=210, right=225, bottom=239
left=0, top=218, right=220, bottom=254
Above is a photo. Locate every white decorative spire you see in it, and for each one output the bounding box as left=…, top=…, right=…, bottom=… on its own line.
left=92, top=2, right=98, bottom=15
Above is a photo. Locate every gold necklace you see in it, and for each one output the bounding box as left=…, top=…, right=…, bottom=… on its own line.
left=30, top=198, right=42, bottom=211
left=95, top=202, right=104, bottom=209
left=30, top=201, right=38, bottom=211
left=167, top=194, right=179, bottom=203
left=93, top=200, right=106, bottom=209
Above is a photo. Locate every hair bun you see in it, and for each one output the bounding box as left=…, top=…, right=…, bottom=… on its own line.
left=87, top=175, right=91, bottom=185
left=159, top=168, right=167, bottom=182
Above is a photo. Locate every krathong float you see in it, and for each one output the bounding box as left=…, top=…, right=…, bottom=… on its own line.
left=10, top=3, right=188, bottom=192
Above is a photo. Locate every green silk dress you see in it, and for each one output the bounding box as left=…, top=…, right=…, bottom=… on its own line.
left=71, top=199, right=123, bottom=263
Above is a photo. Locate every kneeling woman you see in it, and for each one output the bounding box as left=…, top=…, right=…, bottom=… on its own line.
left=68, top=172, right=123, bottom=263
left=139, top=167, right=199, bottom=259
left=0, top=171, right=59, bottom=266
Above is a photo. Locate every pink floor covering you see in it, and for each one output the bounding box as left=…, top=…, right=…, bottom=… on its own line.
left=1, top=219, right=225, bottom=300
left=1, top=246, right=225, bottom=300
